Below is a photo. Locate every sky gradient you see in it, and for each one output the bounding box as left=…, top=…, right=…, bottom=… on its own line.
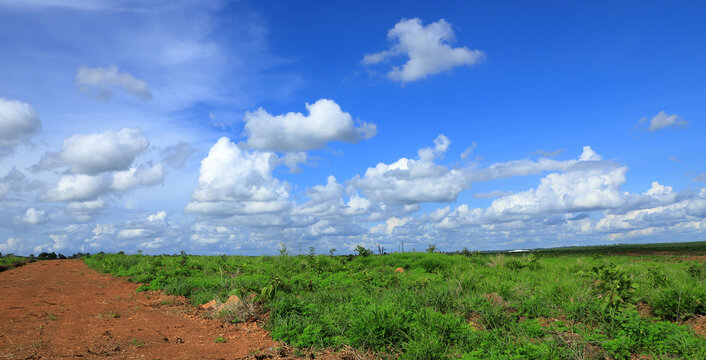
left=1, top=0, right=705, bottom=255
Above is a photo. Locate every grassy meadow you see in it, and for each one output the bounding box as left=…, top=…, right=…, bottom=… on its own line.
left=84, top=242, right=706, bottom=359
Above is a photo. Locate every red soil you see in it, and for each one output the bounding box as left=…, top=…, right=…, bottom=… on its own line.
left=0, top=259, right=280, bottom=359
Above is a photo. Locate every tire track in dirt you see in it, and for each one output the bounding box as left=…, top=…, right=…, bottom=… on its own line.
left=0, top=259, right=279, bottom=359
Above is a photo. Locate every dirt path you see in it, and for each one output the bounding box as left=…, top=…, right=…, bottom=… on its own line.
left=0, top=260, right=279, bottom=359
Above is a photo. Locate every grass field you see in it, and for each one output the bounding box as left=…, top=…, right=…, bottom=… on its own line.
left=84, top=242, right=706, bottom=359
left=0, top=255, right=31, bottom=272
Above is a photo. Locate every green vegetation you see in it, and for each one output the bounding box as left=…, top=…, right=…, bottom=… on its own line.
left=84, top=243, right=706, bottom=359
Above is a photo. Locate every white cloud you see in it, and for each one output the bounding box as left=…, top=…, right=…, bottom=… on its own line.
left=350, top=134, right=468, bottom=204
left=186, top=137, right=290, bottom=216
left=18, top=207, right=47, bottom=225
left=35, top=128, right=149, bottom=174
left=110, top=163, right=165, bottom=191
left=40, top=174, right=108, bottom=202
left=117, top=228, right=147, bottom=239
left=77, top=66, right=152, bottom=101
left=242, top=99, right=376, bottom=151
left=363, top=18, right=485, bottom=83
left=147, top=210, right=167, bottom=223
left=65, top=199, right=106, bottom=213
left=0, top=98, right=41, bottom=156
left=0, top=237, right=22, bottom=254
left=292, top=175, right=344, bottom=217
left=385, top=216, right=410, bottom=234
left=638, top=111, right=688, bottom=132
left=487, top=163, right=627, bottom=216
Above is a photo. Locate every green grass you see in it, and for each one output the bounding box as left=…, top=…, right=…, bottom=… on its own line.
left=0, top=255, right=24, bottom=265
left=84, top=245, right=706, bottom=359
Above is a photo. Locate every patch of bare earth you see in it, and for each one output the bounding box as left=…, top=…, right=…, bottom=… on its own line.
left=685, top=315, right=706, bottom=338
left=0, top=259, right=366, bottom=359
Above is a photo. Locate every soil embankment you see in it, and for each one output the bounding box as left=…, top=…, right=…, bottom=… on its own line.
left=0, top=259, right=278, bottom=359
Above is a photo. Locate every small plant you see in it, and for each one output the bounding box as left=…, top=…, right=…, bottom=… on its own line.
left=130, top=338, right=145, bottom=348
left=686, top=261, right=706, bottom=280
left=646, top=266, right=668, bottom=287
left=261, top=277, right=283, bottom=301
left=426, top=244, right=437, bottom=253
left=47, top=312, right=57, bottom=321
left=214, top=337, right=226, bottom=343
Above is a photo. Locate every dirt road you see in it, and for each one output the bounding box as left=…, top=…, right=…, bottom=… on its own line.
left=0, top=260, right=279, bottom=359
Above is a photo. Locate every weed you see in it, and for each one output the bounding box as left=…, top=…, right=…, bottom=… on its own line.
left=130, top=338, right=145, bottom=348
left=214, top=337, right=226, bottom=343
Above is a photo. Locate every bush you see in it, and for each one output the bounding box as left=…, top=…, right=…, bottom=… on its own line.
left=651, top=286, right=702, bottom=320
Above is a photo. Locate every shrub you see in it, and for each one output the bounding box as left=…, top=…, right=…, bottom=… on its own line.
left=592, top=264, right=635, bottom=311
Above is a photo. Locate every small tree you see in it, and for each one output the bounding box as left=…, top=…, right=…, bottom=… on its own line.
left=278, top=242, right=289, bottom=257
left=329, top=248, right=336, bottom=256
left=354, top=245, right=373, bottom=257
left=592, top=264, right=635, bottom=311
left=426, top=244, right=437, bottom=253
left=308, top=246, right=316, bottom=256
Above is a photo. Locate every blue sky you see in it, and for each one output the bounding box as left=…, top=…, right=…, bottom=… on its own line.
left=1, top=0, right=705, bottom=255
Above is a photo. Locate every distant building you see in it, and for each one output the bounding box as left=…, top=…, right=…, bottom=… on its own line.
left=508, top=249, right=530, bottom=253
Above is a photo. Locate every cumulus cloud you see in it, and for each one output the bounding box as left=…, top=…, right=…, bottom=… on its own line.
left=363, top=18, right=485, bottom=83
left=0, top=237, right=22, bottom=254
left=186, top=137, right=290, bottom=217
left=349, top=137, right=595, bottom=207
left=350, top=135, right=468, bottom=204
left=40, top=174, right=108, bottom=202
left=160, top=141, right=197, bottom=169
left=65, top=199, right=106, bottom=214
left=292, top=176, right=345, bottom=217
left=35, top=128, right=149, bottom=174
left=487, top=163, right=627, bottom=216
left=242, top=99, right=376, bottom=151
left=76, top=66, right=152, bottom=101
left=17, top=208, right=48, bottom=225
left=110, top=163, right=165, bottom=191
left=0, top=98, right=41, bottom=156
left=637, top=111, right=688, bottom=132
